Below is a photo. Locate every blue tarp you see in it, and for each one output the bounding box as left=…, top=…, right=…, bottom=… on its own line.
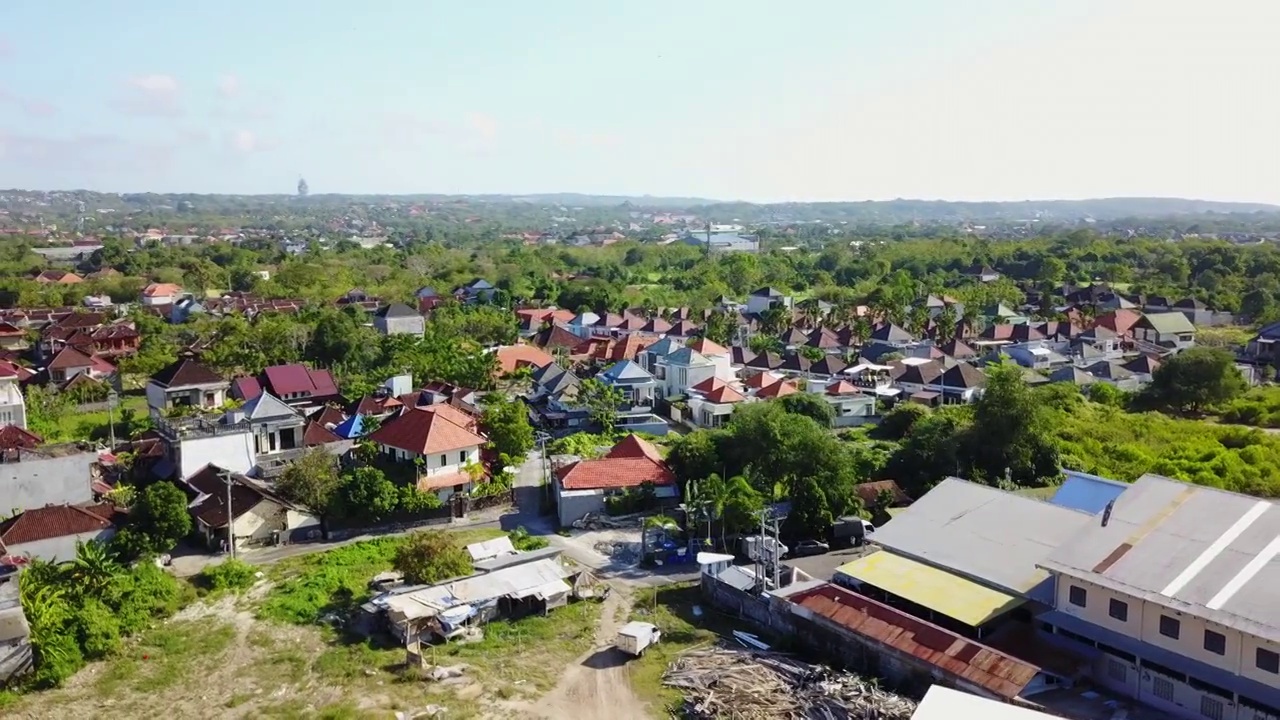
left=334, top=413, right=365, bottom=439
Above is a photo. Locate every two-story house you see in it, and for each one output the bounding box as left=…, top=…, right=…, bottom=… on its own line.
left=745, top=287, right=792, bottom=317
left=225, top=392, right=308, bottom=461
left=597, top=360, right=658, bottom=412
left=45, top=346, right=115, bottom=386
left=1037, top=474, right=1280, bottom=720
left=231, top=363, right=343, bottom=413
left=146, top=355, right=229, bottom=418
left=453, top=279, right=496, bottom=304
left=0, top=367, right=26, bottom=429
left=656, top=347, right=720, bottom=399
left=372, top=303, right=425, bottom=336
left=367, top=405, right=488, bottom=500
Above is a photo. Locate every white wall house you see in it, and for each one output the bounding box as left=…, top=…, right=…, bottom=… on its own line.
left=0, top=371, right=26, bottom=429
left=367, top=407, right=487, bottom=501
left=145, top=356, right=229, bottom=419
left=0, top=504, right=117, bottom=563
left=657, top=347, right=718, bottom=399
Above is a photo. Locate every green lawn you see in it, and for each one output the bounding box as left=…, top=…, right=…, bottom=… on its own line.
left=43, top=393, right=148, bottom=444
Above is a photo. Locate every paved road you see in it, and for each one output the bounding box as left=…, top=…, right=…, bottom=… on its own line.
left=175, top=450, right=698, bottom=588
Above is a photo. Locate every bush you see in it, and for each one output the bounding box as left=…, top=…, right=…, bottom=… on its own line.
left=197, top=558, right=259, bottom=593
left=258, top=537, right=403, bottom=625
left=508, top=526, right=548, bottom=551
left=75, top=598, right=122, bottom=659
left=392, top=531, right=472, bottom=585
left=872, top=403, right=929, bottom=440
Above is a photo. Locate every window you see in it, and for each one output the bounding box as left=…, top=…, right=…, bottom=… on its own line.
left=1258, top=648, right=1280, bottom=674
left=1106, top=658, right=1128, bottom=683
left=1201, top=696, right=1224, bottom=720
left=1159, top=615, right=1181, bottom=640
left=459, top=451, right=467, bottom=464
left=1108, top=598, right=1128, bottom=622
left=1153, top=675, right=1175, bottom=702
left=1203, top=629, right=1226, bottom=656
left=1068, top=585, right=1087, bottom=607
left=439, top=454, right=446, bottom=466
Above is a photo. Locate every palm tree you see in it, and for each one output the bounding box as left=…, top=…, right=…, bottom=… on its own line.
left=936, top=305, right=958, bottom=343
left=759, top=307, right=789, bottom=335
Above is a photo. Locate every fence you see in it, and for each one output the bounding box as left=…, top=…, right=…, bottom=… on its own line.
left=323, top=505, right=453, bottom=541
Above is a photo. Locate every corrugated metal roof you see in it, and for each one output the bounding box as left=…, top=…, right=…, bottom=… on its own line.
left=871, top=478, right=1093, bottom=600
left=385, top=558, right=572, bottom=620
left=835, top=551, right=1025, bottom=627
left=788, top=583, right=1038, bottom=700
left=1040, top=473, right=1280, bottom=643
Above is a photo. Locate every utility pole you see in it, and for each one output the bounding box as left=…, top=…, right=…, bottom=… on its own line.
left=770, top=515, right=781, bottom=590
left=222, top=469, right=236, bottom=560
left=106, top=390, right=119, bottom=451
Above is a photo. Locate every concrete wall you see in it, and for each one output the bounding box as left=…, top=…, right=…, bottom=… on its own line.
left=178, top=431, right=256, bottom=479
left=0, top=452, right=95, bottom=513
left=6, top=528, right=116, bottom=563
left=556, top=488, right=605, bottom=527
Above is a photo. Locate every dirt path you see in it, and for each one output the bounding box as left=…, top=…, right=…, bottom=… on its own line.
left=506, top=588, right=651, bottom=720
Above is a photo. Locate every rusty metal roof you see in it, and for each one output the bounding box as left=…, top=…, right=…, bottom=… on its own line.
left=788, top=583, right=1039, bottom=700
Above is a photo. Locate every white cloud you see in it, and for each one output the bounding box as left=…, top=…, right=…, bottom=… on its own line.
left=465, top=112, right=498, bottom=142
left=116, top=74, right=182, bottom=117
left=129, top=74, right=179, bottom=94
left=217, top=74, right=240, bottom=99
left=230, top=129, right=258, bottom=153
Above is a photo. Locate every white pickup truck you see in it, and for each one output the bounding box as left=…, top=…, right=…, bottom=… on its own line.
left=615, top=621, right=662, bottom=657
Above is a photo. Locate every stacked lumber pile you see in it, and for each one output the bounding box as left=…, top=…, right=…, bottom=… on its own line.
left=663, top=645, right=916, bottom=719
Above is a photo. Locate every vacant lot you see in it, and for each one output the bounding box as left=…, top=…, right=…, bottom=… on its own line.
left=2, top=530, right=610, bottom=719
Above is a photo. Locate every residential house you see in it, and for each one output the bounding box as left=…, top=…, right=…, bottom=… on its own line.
left=0, top=323, right=26, bottom=352
left=656, top=347, right=722, bottom=399
left=1003, top=343, right=1071, bottom=372
left=745, top=287, right=792, bottom=316
left=1244, top=322, right=1280, bottom=366
left=367, top=406, right=488, bottom=500
left=0, top=503, right=118, bottom=562
left=1070, top=327, right=1124, bottom=361
left=372, top=303, right=425, bottom=336
left=553, top=435, right=677, bottom=526
left=1037, top=474, right=1280, bottom=720
left=182, top=464, right=320, bottom=551
left=0, top=368, right=25, bottom=429
left=230, top=363, right=343, bottom=411
left=869, top=323, right=916, bottom=348
left=1082, top=360, right=1139, bottom=389
left=1093, top=309, right=1143, bottom=339
left=1122, top=355, right=1161, bottom=384
left=45, top=346, right=114, bottom=385
left=680, top=229, right=760, bottom=253
left=226, top=393, right=308, bottom=461
left=636, top=336, right=681, bottom=378
left=492, top=344, right=555, bottom=376
left=965, top=265, right=1002, bottom=283
left=146, top=355, right=229, bottom=418
left=140, top=282, right=183, bottom=306
left=169, top=296, right=206, bottom=323
left=823, top=380, right=877, bottom=427
left=566, top=311, right=601, bottom=339
left=453, top=279, right=496, bottom=304
left=415, top=287, right=444, bottom=313
left=529, top=362, right=583, bottom=429
left=1170, top=298, right=1216, bottom=326
left=1047, top=366, right=1097, bottom=387
left=686, top=377, right=747, bottom=428
left=597, top=360, right=658, bottom=412
left=1133, top=312, right=1196, bottom=351
left=33, top=270, right=83, bottom=285
left=531, top=323, right=584, bottom=354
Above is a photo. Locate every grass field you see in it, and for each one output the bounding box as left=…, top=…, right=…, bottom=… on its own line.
left=625, top=583, right=734, bottom=714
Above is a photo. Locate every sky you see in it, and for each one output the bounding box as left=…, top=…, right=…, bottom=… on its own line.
left=1, top=0, right=1278, bottom=203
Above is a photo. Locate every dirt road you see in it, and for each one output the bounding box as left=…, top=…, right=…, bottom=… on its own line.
left=508, top=588, right=651, bottom=720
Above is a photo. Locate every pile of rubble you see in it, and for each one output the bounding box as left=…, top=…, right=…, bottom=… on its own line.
left=663, top=645, right=917, bottom=719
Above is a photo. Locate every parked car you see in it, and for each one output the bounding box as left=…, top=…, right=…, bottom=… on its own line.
left=787, top=539, right=830, bottom=558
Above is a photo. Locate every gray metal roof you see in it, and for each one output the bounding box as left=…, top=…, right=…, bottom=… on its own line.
left=871, top=478, right=1094, bottom=598
left=1040, top=473, right=1280, bottom=643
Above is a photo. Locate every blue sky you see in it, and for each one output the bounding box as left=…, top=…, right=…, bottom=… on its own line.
left=1, top=0, right=1277, bottom=202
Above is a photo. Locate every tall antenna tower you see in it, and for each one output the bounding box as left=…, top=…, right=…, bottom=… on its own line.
left=297, top=177, right=309, bottom=197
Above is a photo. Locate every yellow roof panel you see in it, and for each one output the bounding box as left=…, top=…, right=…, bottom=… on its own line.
left=835, top=551, right=1024, bottom=626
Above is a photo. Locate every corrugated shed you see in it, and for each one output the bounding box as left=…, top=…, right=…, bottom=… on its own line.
left=788, top=583, right=1038, bottom=700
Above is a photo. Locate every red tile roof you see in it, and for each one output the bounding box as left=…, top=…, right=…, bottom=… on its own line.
left=368, top=406, right=487, bottom=455
left=142, top=282, right=183, bottom=297
left=744, top=371, right=783, bottom=389
left=0, top=424, right=43, bottom=451
left=555, top=435, right=674, bottom=491
left=0, top=503, right=115, bottom=548
left=826, top=380, right=860, bottom=396
left=788, top=584, right=1037, bottom=700
left=1094, top=309, right=1142, bottom=336
left=314, top=405, right=348, bottom=427
left=705, top=385, right=746, bottom=403
left=303, top=421, right=342, bottom=446
left=852, top=480, right=912, bottom=506
left=46, top=346, right=96, bottom=370
left=263, top=364, right=339, bottom=397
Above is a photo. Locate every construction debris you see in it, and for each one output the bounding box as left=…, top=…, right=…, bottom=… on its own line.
left=663, top=644, right=916, bottom=720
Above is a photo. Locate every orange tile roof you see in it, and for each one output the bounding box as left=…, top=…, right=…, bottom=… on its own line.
left=556, top=457, right=674, bottom=491
left=688, top=338, right=728, bottom=356
left=756, top=379, right=800, bottom=399
left=142, top=282, right=183, bottom=297
left=605, top=434, right=664, bottom=462
left=0, top=503, right=115, bottom=548
left=494, top=344, right=555, bottom=374
left=368, top=406, right=486, bottom=455
left=826, top=380, right=860, bottom=396
left=417, top=470, right=473, bottom=491
left=705, top=385, right=746, bottom=403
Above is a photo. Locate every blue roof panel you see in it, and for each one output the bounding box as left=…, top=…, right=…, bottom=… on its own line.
left=1049, top=471, right=1130, bottom=514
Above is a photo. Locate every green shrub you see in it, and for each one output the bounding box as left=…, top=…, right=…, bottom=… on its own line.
left=392, top=531, right=472, bottom=585
left=258, top=537, right=403, bottom=625
left=197, top=558, right=259, bottom=593
left=75, top=598, right=122, bottom=659
left=508, top=526, right=548, bottom=551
